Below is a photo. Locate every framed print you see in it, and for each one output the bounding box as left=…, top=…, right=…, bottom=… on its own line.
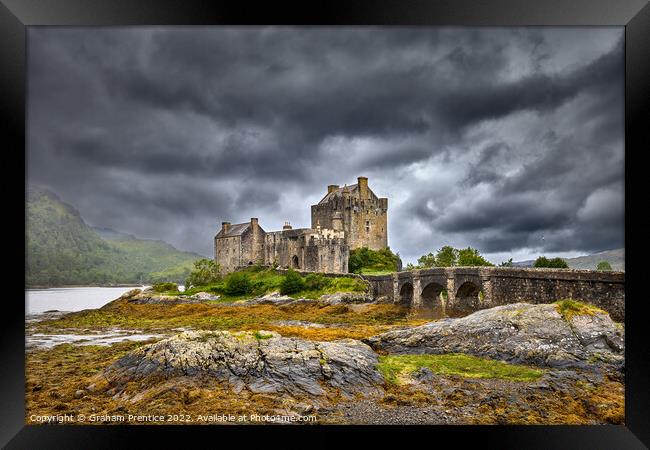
left=2, top=0, right=649, bottom=447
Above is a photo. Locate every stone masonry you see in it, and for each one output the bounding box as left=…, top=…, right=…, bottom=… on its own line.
left=363, top=267, right=625, bottom=322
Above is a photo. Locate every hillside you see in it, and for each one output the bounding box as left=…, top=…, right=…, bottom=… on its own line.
left=26, top=187, right=203, bottom=287
left=562, top=248, right=624, bottom=271
left=513, top=248, right=624, bottom=271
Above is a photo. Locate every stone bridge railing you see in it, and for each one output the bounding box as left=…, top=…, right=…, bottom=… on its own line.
left=362, top=267, right=625, bottom=322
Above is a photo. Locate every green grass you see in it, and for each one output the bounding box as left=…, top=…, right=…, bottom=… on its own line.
left=377, top=353, right=544, bottom=385
left=177, top=267, right=366, bottom=300
left=554, top=299, right=607, bottom=321
left=254, top=331, right=273, bottom=340
left=360, top=268, right=395, bottom=275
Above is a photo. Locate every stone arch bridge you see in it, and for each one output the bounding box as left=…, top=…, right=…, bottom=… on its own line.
left=363, top=267, right=625, bottom=322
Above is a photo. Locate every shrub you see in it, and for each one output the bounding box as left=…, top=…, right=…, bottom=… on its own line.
left=223, top=272, right=252, bottom=295
left=280, top=269, right=306, bottom=295
left=152, top=282, right=179, bottom=292
left=304, top=273, right=330, bottom=291
left=534, top=256, right=569, bottom=268
left=596, top=261, right=613, bottom=271
left=348, top=247, right=401, bottom=274
left=554, top=299, right=606, bottom=320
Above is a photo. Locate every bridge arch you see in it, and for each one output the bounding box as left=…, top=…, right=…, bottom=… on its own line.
left=420, top=282, right=446, bottom=318
left=399, top=282, right=414, bottom=306
left=450, top=281, right=481, bottom=316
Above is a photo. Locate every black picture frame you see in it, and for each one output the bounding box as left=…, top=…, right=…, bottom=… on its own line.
left=3, top=0, right=648, bottom=447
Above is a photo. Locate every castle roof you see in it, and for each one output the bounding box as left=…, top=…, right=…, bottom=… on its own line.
left=317, top=184, right=359, bottom=205
left=215, top=222, right=251, bottom=238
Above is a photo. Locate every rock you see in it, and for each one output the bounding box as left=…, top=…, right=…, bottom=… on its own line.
left=365, top=303, right=624, bottom=370
left=118, top=289, right=142, bottom=300
left=74, top=390, right=85, bottom=399
left=190, top=292, right=220, bottom=301
left=247, top=291, right=295, bottom=305
left=319, top=293, right=374, bottom=305
left=270, top=320, right=328, bottom=328
left=127, top=293, right=203, bottom=305
left=101, top=330, right=384, bottom=398
left=412, top=367, right=436, bottom=383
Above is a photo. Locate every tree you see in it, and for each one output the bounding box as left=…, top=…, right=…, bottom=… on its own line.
left=185, top=258, right=221, bottom=289
left=457, top=247, right=494, bottom=266
left=416, top=252, right=437, bottom=268
left=500, top=258, right=514, bottom=267
left=348, top=247, right=400, bottom=273
left=280, top=268, right=306, bottom=295
left=596, top=261, right=613, bottom=271
left=413, top=246, right=493, bottom=269
left=435, top=246, right=458, bottom=267
left=534, top=256, right=569, bottom=268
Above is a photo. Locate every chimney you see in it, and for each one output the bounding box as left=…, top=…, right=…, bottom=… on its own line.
left=251, top=218, right=258, bottom=228
left=222, top=222, right=231, bottom=233
left=328, top=184, right=339, bottom=194
left=283, top=221, right=292, bottom=230
left=358, top=176, right=368, bottom=198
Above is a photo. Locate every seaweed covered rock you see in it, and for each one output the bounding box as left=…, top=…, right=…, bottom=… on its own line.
left=319, top=293, right=374, bottom=305
left=101, top=330, right=384, bottom=397
left=365, top=303, right=624, bottom=371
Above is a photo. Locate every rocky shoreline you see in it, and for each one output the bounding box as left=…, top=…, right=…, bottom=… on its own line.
left=26, top=290, right=625, bottom=425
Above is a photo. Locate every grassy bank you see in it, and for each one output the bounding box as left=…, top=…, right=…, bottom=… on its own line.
left=162, top=267, right=368, bottom=301
left=377, top=353, right=544, bottom=384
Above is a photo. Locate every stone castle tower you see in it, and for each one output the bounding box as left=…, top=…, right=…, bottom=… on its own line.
left=311, top=176, right=388, bottom=251
left=215, top=177, right=387, bottom=273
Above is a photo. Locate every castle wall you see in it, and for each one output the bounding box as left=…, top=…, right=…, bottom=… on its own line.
left=346, top=198, right=387, bottom=250
left=215, top=235, right=242, bottom=274
left=264, top=228, right=348, bottom=272
left=240, top=221, right=265, bottom=266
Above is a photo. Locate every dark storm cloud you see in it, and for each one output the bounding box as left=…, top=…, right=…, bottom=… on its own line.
left=27, top=27, right=624, bottom=262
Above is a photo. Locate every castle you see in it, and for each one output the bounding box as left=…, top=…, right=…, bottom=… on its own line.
left=214, top=177, right=388, bottom=274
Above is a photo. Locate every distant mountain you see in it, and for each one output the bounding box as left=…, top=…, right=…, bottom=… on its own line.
left=92, top=226, right=137, bottom=241
left=26, top=186, right=204, bottom=287
left=513, top=248, right=624, bottom=271
left=562, top=248, right=624, bottom=271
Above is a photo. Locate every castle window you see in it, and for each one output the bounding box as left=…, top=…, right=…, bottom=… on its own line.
left=365, top=220, right=370, bottom=232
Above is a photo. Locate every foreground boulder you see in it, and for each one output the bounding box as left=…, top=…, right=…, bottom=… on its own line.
left=319, top=292, right=375, bottom=305
left=117, top=289, right=205, bottom=305
left=190, top=292, right=220, bottom=301
left=101, top=330, right=384, bottom=397
left=365, top=303, right=624, bottom=371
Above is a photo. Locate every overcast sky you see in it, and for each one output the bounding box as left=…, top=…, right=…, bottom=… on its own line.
left=27, top=27, right=624, bottom=264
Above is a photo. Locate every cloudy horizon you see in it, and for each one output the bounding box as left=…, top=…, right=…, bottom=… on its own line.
left=27, top=27, right=624, bottom=265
